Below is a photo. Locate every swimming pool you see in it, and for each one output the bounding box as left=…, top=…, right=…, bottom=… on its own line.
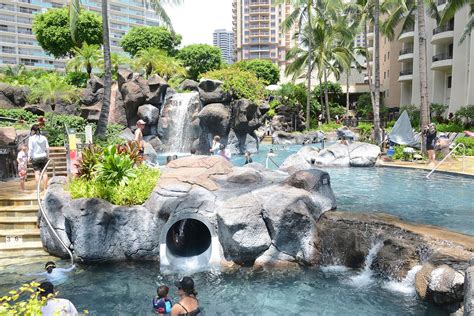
left=0, top=261, right=445, bottom=315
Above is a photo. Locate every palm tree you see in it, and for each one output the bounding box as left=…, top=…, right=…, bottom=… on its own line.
left=133, top=48, right=186, bottom=79
left=67, top=42, right=101, bottom=77
left=382, top=0, right=431, bottom=132
left=28, top=73, right=78, bottom=107
left=98, top=52, right=130, bottom=76
left=96, top=0, right=112, bottom=139
left=274, top=0, right=318, bottom=130
left=148, top=0, right=183, bottom=31
left=440, top=0, right=474, bottom=43
left=373, top=0, right=382, bottom=144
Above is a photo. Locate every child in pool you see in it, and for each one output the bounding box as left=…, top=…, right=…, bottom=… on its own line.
left=153, top=285, right=173, bottom=315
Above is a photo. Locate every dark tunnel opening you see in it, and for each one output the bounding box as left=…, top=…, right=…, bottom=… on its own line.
left=165, top=219, right=212, bottom=257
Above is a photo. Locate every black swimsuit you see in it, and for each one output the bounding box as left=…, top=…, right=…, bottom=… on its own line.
left=176, top=302, right=200, bottom=316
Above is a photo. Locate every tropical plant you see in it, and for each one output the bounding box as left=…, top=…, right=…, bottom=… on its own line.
left=32, top=7, right=102, bottom=58
left=435, top=122, right=465, bottom=132
left=146, top=0, right=183, bottom=31
left=64, top=71, right=90, bottom=88
left=233, top=59, right=280, bottom=85
left=44, top=113, right=87, bottom=146
left=27, top=73, right=79, bottom=106
left=0, top=282, right=46, bottom=314
left=201, top=68, right=266, bottom=103
left=455, top=105, right=474, bottom=126
left=120, top=26, right=182, bottom=57
left=75, top=144, right=103, bottom=180
left=455, top=136, right=474, bottom=156
left=133, top=48, right=186, bottom=79
left=275, top=0, right=319, bottom=130
left=116, top=141, right=144, bottom=165
left=67, top=42, right=102, bottom=77
left=96, top=145, right=137, bottom=186
left=110, top=52, right=130, bottom=76
left=430, top=103, right=449, bottom=121
left=177, top=44, right=222, bottom=80
left=275, top=82, right=308, bottom=107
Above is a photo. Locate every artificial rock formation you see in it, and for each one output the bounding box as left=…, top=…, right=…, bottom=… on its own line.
left=40, top=156, right=336, bottom=264
left=280, top=141, right=381, bottom=173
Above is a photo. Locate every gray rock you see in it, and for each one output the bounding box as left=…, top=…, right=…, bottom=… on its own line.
left=87, top=74, right=104, bottom=93
left=178, top=79, right=199, bottom=91
left=464, top=265, right=474, bottom=316
left=279, top=153, right=312, bottom=175
left=337, top=126, right=357, bottom=140
left=227, top=167, right=263, bottom=184
left=117, top=69, right=133, bottom=90
left=198, top=103, right=231, bottom=141
left=121, top=80, right=146, bottom=127
left=272, top=131, right=324, bottom=145
left=0, top=93, right=15, bottom=108
left=198, top=79, right=231, bottom=105
left=81, top=87, right=104, bottom=106
left=349, top=142, right=381, bottom=167
left=0, top=83, right=29, bottom=107
left=137, top=104, right=160, bottom=135
left=0, top=127, right=16, bottom=146
left=146, top=75, right=168, bottom=106
left=217, top=194, right=271, bottom=262
left=226, top=129, right=258, bottom=155
left=23, top=104, right=53, bottom=116
left=429, top=265, right=465, bottom=305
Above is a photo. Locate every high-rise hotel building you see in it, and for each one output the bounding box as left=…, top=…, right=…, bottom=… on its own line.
left=0, top=0, right=161, bottom=70
left=232, top=0, right=295, bottom=71
left=397, top=1, right=474, bottom=114
left=213, top=29, right=234, bottom=64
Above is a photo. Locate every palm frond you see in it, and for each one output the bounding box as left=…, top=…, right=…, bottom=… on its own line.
left=69, top=0, right=81, bottom=44
left=459, top=14, right=474, bottom=43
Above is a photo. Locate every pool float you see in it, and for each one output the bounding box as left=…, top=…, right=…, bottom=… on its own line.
left=464, top=130, right=474, bottom=138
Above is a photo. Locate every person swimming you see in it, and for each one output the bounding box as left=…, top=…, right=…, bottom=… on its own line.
left=28, top=261, right=76, bottom=285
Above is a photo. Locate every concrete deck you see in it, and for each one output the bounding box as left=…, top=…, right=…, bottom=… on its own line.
left=377, top=156, right=474, bottom=177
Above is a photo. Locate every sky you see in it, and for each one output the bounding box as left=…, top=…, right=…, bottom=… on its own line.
left=161, top=0, right=233, bottom=47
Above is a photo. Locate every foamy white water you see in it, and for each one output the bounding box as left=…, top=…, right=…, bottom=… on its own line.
left=321, top=265, right=351, bottom=273
left=349, top=242, right=383, bottom=287
left=167, top=92, right=198, bottom=153
left=383, top=265, right=422, bottom=295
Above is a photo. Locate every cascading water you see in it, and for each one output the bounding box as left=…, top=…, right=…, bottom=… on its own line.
left=167, top=92, right=199, bottom=153
left=349, top=241, right=383, bottom=287
left=383, top=265, right=422, bottom=295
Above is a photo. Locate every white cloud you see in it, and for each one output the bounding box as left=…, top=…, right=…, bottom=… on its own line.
left=162, top=0, right=233, bottom=47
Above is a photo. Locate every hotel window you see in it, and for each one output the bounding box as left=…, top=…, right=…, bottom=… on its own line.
left=447, top=75, right=452, bottom=89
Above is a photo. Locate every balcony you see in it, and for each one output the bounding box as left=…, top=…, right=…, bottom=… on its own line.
left=431, top=24, right=454, bottom=44
left=399, top=69, right=413, bottom=82
left=399, top=26, right=415, bottom=42
left=398, top=47, right=414, bottom=61
left=431, top=53, right=453, bottom=71
left=437, top=0, right=447, bottom=10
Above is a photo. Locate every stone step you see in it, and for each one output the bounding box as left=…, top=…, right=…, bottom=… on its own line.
left=0, top=216, right=38, bottom=230
left=0, top=197, right=38, bottom=207
left=0, top=228, right=40, bottom=237
left=0, top=253, right=52, bottom=268
left=49, top=147, right=67, bottom=153
left=0, top=204, right=39, bottom=217
left=0, top=240, right=43, bottom=251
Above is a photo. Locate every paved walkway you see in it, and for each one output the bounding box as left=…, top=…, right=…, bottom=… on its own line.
left=377, top=156, right=474, bottom=177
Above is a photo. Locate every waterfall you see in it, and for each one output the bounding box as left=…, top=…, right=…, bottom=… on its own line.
left=383, top=265, right=422, bottom=295
left=167, top=92, right=199, bottom=153
left=349, top=241, right=383, bottom=287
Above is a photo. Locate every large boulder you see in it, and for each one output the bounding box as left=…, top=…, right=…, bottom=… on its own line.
left=272, top=131, right=325, bottom=145
left=230, top=99, right=261, bottom=154
left=178, top=79, right=199, bottom=92
left=145, top=74, right=168, bottom=106
left=198, top=103, right=231, bottom=141
left=279, top=152, right=312, bottom=175
left=0, top=83, right=29, bottom=107
left=217, top=194, right=271, bottom=263
left=108, top=87, right=127, bottom=126
left=349, top=142, right=381, bottom=167
left=137, top=104, right=160, bottom=136
left=415, top=264, right=465, bottom=305
left=121, top=80, right=146, bottom=127
left=226, top=130, right=259, bottom=155
left=198, top=79, right=231, bottom=105
left=23, top=104, right=53, bottom=116
left=0, top=127, right=16, bottom=146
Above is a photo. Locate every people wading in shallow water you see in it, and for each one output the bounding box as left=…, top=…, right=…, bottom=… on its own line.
left=28, top=261, right=76, bottom=285
left=209, top=136, right=221, bottom=155
left=171, top=277, right=200, bottom=315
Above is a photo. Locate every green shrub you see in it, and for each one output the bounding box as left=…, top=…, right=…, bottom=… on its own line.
left=233, top=59, right=280, bottom=85
left=0, top=109, right=38, bottom=123
left=358, top=122, right=373, bottom=142
left=94, top=124, right=126, bottom=147
left=455, top=105, right=474, bottom=126
left=75, top=144, right=103, bottom=180
left=120, top=26, right=181, bottom=57
left=0, top=282, right=47, bottom=314
left=430, top=103, right=448, bottom=121
left=317, top=122, right=342, bottom=132
left=64, top=71, right=89, bottom=88
left=177, top=44, right=222, bottom=80
left=69, top=165, right=160, bottom=205
left=96, top=145, right=137, bottom=186
left=201, top=68, right=265, bottom=103
left=455, top=137, right=474, bottom=156
left=28, top=73, right=79, bottom=105
left=392, top=145, right=406, bottom=160
left=0, top=66, right=52, bottom=86
left=44, top=113, right=87, bottom=147
left=436, top=122, right=465, bottom=133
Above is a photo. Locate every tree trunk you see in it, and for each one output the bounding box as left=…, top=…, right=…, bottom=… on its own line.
left=373, top=0, right=382, bottom=144
left=364, top=23, right=375, bottom=111
left=346, top=68, right=350, bottom=112
left=305, top=3, right=313, bottom=130
left=324, top=71, right=330, bottom=123
left=87, top=63, right=92, bottom=78
left=417, top=0, right=430, bottom=136
left=95, top=0, right=112, bottom=138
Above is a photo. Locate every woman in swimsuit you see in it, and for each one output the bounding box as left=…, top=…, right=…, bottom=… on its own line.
left=171, top=276, right=200, bottom=316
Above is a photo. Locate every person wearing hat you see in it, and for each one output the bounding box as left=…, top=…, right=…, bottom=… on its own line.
left=135, top=119, right=146, bottom=155
left=171, top=276, right=200, bottom=315
left=28, top=261, right=75, bottom=285
left=38, top=281, right=78, bottom=316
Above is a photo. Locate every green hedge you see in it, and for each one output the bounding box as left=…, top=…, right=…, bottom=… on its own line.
left=455, top=137, right=474, bottom=156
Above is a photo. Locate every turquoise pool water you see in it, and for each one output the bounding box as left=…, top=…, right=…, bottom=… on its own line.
left=230, top=144, right=474, bottom=236
left=0, top=261, right=445, bottom=315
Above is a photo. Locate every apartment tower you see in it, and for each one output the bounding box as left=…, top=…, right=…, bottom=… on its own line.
left=213, top=29, right=234, bottom=64
left=398, top=1, right=474, bottom=114
left=0, top=0, right=161, bottom=70
left=232, top=0, right=295, bottom=72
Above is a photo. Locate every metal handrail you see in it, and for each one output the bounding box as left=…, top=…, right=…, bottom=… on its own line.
left=426, top=143, right=466, bottom=179
left=37, top=159, right=74, bottom=265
